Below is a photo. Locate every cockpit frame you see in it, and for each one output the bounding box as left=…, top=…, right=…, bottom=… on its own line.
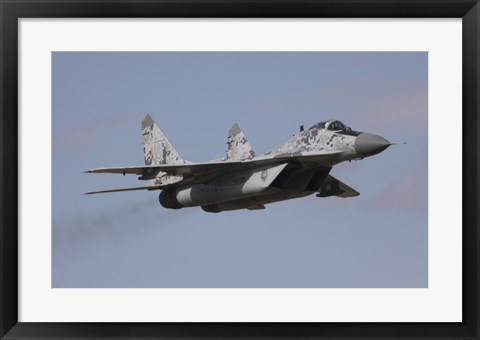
left=309, top=119, right=349, bottom=131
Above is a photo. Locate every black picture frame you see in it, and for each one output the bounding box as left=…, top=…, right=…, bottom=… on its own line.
left=1, top=1, right=478, bottom=339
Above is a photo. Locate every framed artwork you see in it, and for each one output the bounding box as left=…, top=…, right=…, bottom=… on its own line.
left=1, top=0, right=478, bottom=339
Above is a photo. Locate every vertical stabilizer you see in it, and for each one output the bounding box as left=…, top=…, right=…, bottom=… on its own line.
left=142, top=115, right=185, bottom=165
left=226, top=123, right=255, bottom=161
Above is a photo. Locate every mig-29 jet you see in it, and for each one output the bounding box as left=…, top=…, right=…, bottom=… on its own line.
left=85, top=115, right=400, bottom=212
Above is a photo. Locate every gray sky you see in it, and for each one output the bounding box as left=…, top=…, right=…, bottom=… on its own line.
left=52, top=52, right=427, bottom=288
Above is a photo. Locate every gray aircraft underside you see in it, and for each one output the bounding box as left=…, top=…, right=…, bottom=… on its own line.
left=85, top=115, right=401, bottom=212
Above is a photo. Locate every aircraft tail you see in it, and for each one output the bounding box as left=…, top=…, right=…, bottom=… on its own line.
left=226, top=123, right=255, bottom=161
left=142, top=114, right=185, bottom=165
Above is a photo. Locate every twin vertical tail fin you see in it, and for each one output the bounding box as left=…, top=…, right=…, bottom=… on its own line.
left=142, top=116, right=254, bottom=165
left=226, top=123, right=255, bottom=161
left=142, top=114, right=185, bottom=166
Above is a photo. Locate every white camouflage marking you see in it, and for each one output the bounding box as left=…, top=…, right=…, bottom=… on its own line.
left=142, top=122, right=185, bottom=166
left=142, top=114, right=186, bottom=186
left=152, top=172, right=183, bottom=186
left=267, top=127, right=356, bottom=159
left=226, top=123, right=255, bottom=161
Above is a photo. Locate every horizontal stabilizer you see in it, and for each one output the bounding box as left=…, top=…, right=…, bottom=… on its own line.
left=84, top=185, right=162, bottom=195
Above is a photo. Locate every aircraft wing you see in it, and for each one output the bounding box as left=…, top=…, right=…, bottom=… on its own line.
left=85, top=150, right=344, bottom=192
left=85, top=161, right=244, bottom=177
left=271, top=150, right=344, bottom=167
left=316, top=174, right=360, bottom=198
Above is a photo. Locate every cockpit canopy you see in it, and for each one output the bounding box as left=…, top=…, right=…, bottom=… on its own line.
left=309, top=120, right=348, bottom=131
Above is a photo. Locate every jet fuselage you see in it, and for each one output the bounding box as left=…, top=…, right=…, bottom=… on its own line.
left=86, top=117, right=395, bottom=212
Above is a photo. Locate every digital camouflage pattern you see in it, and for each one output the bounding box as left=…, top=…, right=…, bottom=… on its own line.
left=226, top=123, right=255, bottom=161
left=86, top=116, right=396, bottom=212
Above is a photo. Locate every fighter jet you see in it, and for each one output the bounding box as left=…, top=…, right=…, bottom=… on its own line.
left=85, top=115, right=400, bottom=212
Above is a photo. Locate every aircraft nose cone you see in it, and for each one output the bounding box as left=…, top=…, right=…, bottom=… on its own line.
left=354, top=133, right=391, bottom=158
